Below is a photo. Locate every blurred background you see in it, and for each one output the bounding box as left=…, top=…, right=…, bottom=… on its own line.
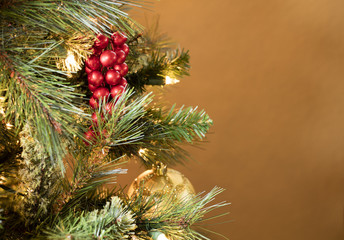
left=118, top=1, right=344, bottom=239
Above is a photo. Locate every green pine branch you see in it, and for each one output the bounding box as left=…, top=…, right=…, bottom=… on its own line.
left=0, top=122, right=63, bottom=239
left=45, top=196, right=136, bottom=240
left=96, top=99, right=212, bottom=166
left=1, top=0, right=145, bottom=36
left=127, top=49, right=190, bottom=92
left=0, top=55, right=84, bottom=171
left=0, top=0, right=146, bottom=170
left=83, top=88, right=153, bottom=148
left=56, top=153, right=127, bottom=217
left=127, top=186, right=229, bottom=240
left=124, top=15, right=190, bottom=92
left=129, top=104, right=212, bottom=166
left=0, top=121, right=21, bottom=165
left=153, top=105, right=213, bottom=143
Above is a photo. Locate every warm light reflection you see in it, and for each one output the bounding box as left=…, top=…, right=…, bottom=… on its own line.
left=156, top=233, right=168, bottom=240
left=138, top=148, right=147, bottom=157
left=0, top=97, right=5, bottom=116
left=149, top=231, right=169, bottom=240
left=89, top=17, right=98, bottom=23
left=65, top=50, right=80, bottom=73
left=165, top=76, right=180, bottom=85
left=6, top=123, right=13, bottom=129
left=0, top=176, right=6, bottom=184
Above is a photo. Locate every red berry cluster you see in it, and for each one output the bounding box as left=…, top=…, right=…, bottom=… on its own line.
left=84, top=32, right=129, bottom=144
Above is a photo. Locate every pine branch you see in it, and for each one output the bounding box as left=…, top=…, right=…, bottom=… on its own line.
left=104, top=90, right=154, bottom=147
left=113, top=104, right=213, bottom=166
left=1, top=0, right=145, bottom=36
left=0, top=121, right=21, bottom=165
left=127, top=187, right=229, bottom=240
left=56, top=151, right=127, bottom=217
left=14, top=122, right=63, bottom=227
left=0, top=53, right=84, bottom=171
left=45, top=196, right=136, bottom=240
left=52, top=89, right=153, bottom=216
left=127, top=49, right=190, bottom=92
left=154, top=105, right=213, bottom=143
left=0, top=0, right=146, bottom=170
left=123, top=15, right=190, bottom=92
left=0, top=122, right=63, bottom=239
left=83, top=88, right=153, bottom=148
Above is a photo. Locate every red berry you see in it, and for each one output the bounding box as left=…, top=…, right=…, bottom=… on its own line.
left=113, top=64, right=121, bottom=72
left=88, top=83, right=98, bottom=92
left=86, top=55, right=101, bottom=70
left=92, top=47, right=103, bottom=56
left=119, top=77, right=128, bottom=88
left=89, top=97, right=99, bottom=109
left=84, top=130, right=95, bottom=146
left=110, top=85, right=125, bottom=98
left=93, top=87, right=110, bottom=100
left=112, top=32, right=127, bottom=46
left=105, top=102, right=116, bottom=114
left=114, top=63, right=128, bottom=76
left=115, top=50, right=126, bottom=65
left=91, top=112, right=104, bottom=125
left=105, top=69, right=121, bottom=85
left=116, top=43, right=129, bottom=56
left=100, top=50, right=117, bottom=67
left=85, top=66, right=93, bottom=74
left=94, top=34, right=109, bottom=49
left=88, top=71, right=104, bottom=87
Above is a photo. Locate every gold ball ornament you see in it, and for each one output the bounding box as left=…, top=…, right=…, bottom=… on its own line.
left=127, top=162, right=196, bottom=202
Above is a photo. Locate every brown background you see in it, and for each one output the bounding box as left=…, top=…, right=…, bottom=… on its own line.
left=119, top=1, right=344, bottom=239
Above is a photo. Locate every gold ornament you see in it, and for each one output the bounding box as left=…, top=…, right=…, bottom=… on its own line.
left=127, top=162, right=195, bottom=202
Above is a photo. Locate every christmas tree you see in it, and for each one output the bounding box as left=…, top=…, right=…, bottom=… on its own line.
left=0, top=1, right=228, bottom=239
